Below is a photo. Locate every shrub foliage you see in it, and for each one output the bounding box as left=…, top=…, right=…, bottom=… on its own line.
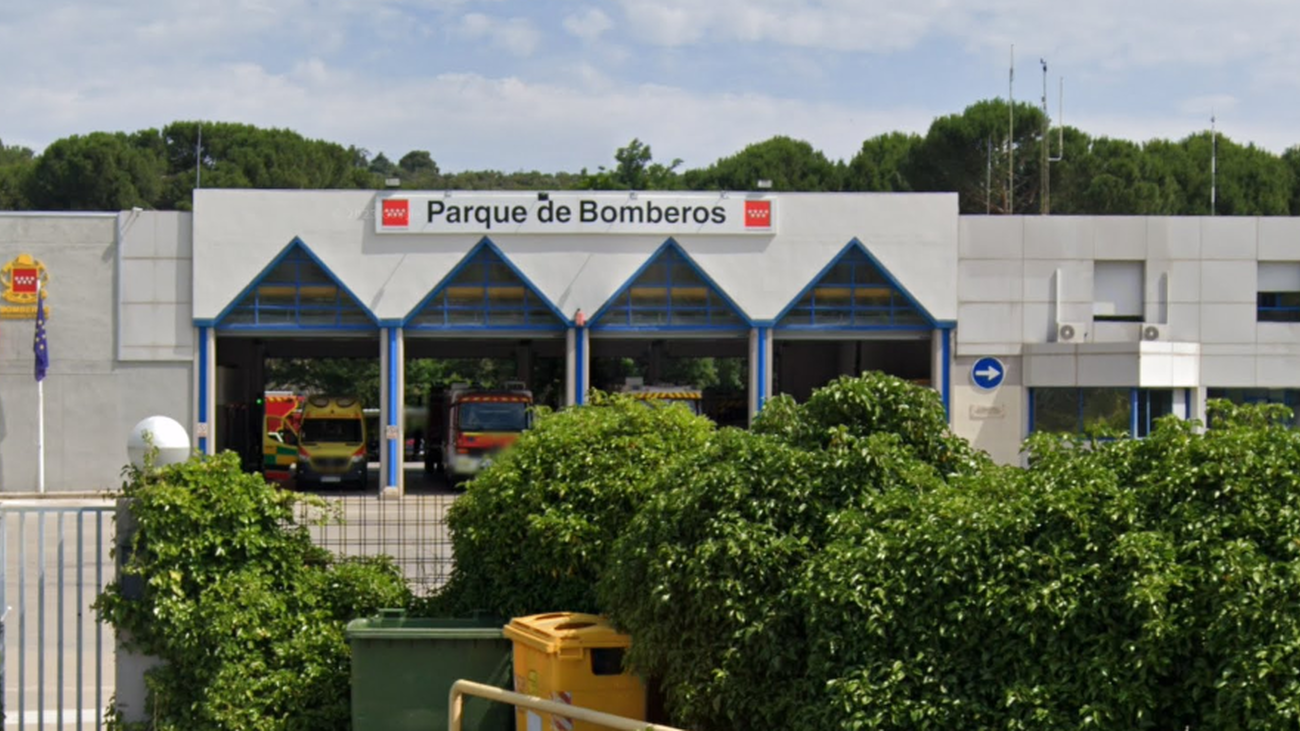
left=96, top=451, right=410, bottom=731
left=435, top=392, right=715, bottom=618
left=602, top=379, right=1300, bottom=730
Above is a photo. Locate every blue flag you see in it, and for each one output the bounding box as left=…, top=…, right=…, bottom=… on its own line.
left=34, top=288, right=48, bottom=382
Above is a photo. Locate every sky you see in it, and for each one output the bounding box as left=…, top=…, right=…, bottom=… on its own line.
left=1, top=0, right=1297, bottom=174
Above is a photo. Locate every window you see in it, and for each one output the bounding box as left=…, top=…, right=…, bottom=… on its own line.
left=223, top=245, right=373, bottom=330
left=1207, top=388, right=1300, bottom=428
left=1031, top=388, right=1176, bottom=437
left=1257, top=262, right=1300, bottom=323
left=593, top=245, right=746, bottom=330
left=777, top=246, right=929, bottom=330
left=408, top=245, right=563, bottom=330
left=1093, top=261, right=1144, bottom=322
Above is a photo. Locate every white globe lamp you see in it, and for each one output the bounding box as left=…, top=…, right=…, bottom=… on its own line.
left=128, top=416, right=192, bottom=469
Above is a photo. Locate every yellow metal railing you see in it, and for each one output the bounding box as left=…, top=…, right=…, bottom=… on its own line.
left=448, top=679, right=684, bottom=731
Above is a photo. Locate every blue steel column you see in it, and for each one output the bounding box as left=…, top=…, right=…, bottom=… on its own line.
left=757, top=326, right=769, bottom=412
left=1130, top=388, right=1140, bottom=438
left=387, top=327, right=401, bottom=489
left=197, top=325, right=209, bottom=454
left=575, top=326, right=587, bottom=405
left=941, top=326, right=952, bottom=422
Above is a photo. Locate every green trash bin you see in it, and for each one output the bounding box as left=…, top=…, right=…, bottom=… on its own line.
left=347, top=608, right=513, bottom=731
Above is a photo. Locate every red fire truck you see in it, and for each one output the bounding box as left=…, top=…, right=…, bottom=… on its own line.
left=425, top=381, right=533, bottom=487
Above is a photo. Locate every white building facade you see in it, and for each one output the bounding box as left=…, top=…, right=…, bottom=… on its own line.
left=0, top=190, right=1294, bottom=491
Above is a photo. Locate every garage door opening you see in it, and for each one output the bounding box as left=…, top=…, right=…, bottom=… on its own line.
left=588, top=240, right=751, bottom=426
left=771, top=241, right=944, bottom=404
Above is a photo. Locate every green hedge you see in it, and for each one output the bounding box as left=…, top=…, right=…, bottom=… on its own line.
left=96, top=451, right=410, bottom=731
left=601, top=380, right=1300, bottom=730
left=431, top=391, right=715, bottom=618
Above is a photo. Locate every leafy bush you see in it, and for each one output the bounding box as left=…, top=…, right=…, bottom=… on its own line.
left=604, top=384, right=1300, bottom=730
left=96, top=451, right=410, bottom=731
left=600, top=374, right=987, bottom=730
left=797, top=403, right=1300, bottom=729
left=431, top=392, right=715, bottom=619
left=752, top=372, right=989, bottom=476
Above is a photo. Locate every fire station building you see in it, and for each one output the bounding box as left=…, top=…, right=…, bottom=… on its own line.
left=1, top=189, right=1296, bottom=492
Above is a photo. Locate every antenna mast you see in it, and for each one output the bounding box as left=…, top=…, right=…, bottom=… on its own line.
left=1211, top=111, right=1217, bottom=216
left=1008, top=44, right=1014, bottom=214
left=195, top=123, right=203, bottom=190
left=1041, top=59, right=1049, bottom=214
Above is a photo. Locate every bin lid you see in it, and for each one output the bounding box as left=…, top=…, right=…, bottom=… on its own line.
left=503, top=612, right=630, bottom=654
left=346, top=609, right=506, bottom=640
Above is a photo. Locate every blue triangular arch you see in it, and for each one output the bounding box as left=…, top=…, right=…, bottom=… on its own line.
left=774, top=240, right=938, bottom=330
left=214, top=238, right=378, bottom=330
left=590, top=239, right=751, bottom=331
left=404, top=238, right=567, bottom=331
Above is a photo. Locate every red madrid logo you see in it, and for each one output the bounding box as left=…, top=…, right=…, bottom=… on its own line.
left=744, top=200, right=772, bottom=228
left=381, top=199, right=409, bottom=227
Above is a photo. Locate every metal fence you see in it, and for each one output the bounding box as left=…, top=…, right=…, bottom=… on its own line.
left=293, top=493, right=458, bottom=595
left=1, top=504, right=116, bottom=731
left=0, top=493, right=455, bottom=730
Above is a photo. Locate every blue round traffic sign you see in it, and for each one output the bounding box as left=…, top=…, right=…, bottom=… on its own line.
left=971, top=357, right=1005, bottom=390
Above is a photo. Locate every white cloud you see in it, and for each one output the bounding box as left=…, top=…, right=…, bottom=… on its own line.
left=612, top=0, right=1300, bottom=87
left=456, top=13, right=540, bottom=56
left=3, top=0, right=1300, bottom=173
left=563, top=7, right=614, bottom=42
left=0, top=53, right=935, bottom=170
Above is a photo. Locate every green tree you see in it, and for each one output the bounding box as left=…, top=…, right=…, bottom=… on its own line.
left=1066, top=137, right=1182, bottom=215
left=684, top=135, right=843, bottom=191
left=580, top=138, right=682, bottom=190
left=25, top=131, right=164, bottom=210
left=397, top=149, right=441, bottom=188
left=399, top=150, right=437, bottom=176
left=0, top=138, right=34, bottom=166
left=906, top=99, right=1047, bottom=213
left=154, top=122, right=375, bottom=209
left=844, top=132, right=919, bottom=191
left=0, top=139, right=34, bottom=208
left=1176, top=132, right=1292, bottom=215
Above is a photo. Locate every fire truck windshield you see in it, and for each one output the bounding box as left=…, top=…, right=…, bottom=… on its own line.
left=302, top=419, right=363, bottom=443
left=458, top=401, right=529, bottom=432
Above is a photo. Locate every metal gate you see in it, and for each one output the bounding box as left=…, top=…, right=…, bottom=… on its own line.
left=1, top=503, right=115, bottom=730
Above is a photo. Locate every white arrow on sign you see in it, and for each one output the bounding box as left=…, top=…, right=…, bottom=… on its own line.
left=974, top=364, right=1001, bottom=381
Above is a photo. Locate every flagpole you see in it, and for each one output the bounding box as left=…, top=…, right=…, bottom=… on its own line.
left=36, top=281, right=44, bottom=495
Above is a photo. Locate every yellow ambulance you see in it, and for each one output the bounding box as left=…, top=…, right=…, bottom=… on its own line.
left=294, top=396, right=368, bottom=490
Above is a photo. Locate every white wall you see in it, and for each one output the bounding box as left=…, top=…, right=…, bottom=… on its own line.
left=956, top=215, right=1300, bottom=463
left=0, top=214, right=192, bottom=492
left=119, top=211, right=194, bottom=360
left=191, top=190, right=961, bottom=325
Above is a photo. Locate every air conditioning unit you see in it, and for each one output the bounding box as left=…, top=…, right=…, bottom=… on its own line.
left=1140, top=323, right=1168, bottom=342
left=1054, top=321, right=1090, bottom=343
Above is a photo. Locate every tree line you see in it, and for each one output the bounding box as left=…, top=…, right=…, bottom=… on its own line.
left=3, top=100, right=1299, bottom=215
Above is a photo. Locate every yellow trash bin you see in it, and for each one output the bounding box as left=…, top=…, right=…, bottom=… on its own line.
left=503, top=613, right=645, bottom=731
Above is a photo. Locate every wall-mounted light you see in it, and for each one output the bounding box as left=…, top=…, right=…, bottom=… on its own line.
left=574, top=309, right=587, bottom=327
left=629, top=191, right=638, bottom=200
left=538, top=192, right=549, bottom=201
